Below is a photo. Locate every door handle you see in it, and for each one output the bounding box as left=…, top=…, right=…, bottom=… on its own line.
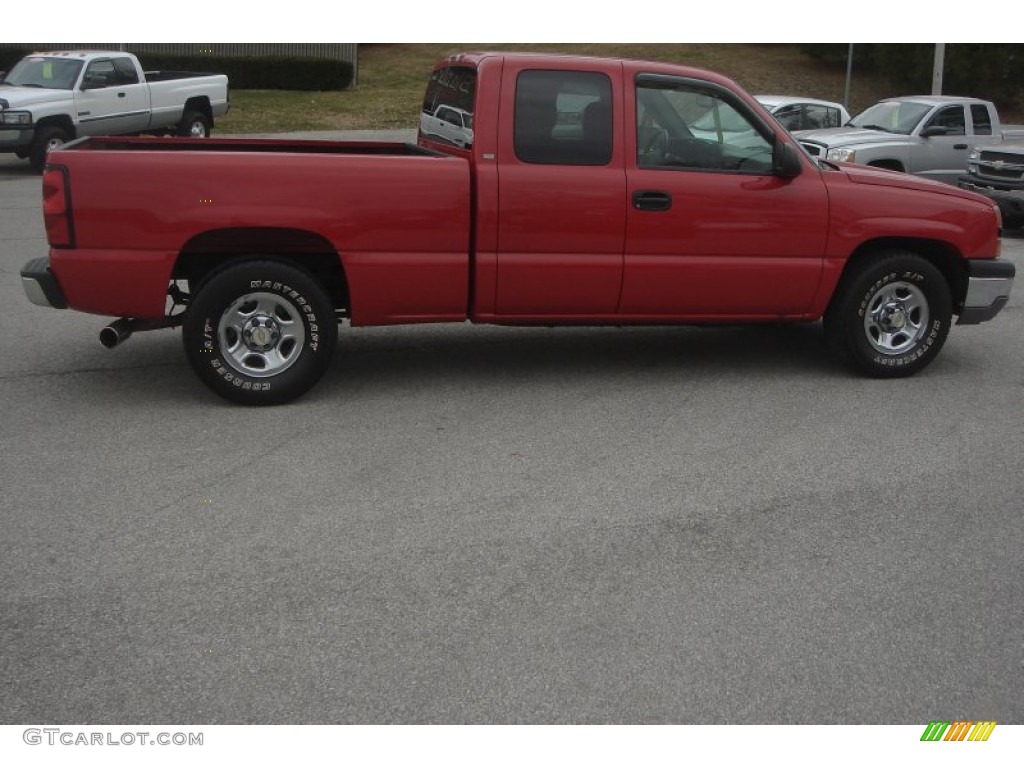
left=954, top=143, right=968, bottom=150
left=117, top=92, right=126, bottom=98
left=633, top=190, right=672, bottom=211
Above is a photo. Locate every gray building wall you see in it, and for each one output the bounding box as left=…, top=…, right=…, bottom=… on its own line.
left=0, top=43, right=359, bottom=86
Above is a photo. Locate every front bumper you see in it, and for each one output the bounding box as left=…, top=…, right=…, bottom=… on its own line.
left=958, top=176, right=1024, bottom=225
left=957, top=258, right=1014, bottom=325
left=21, top=256, right=67, bottom=309
left=0, top=126, right=35, bottom=151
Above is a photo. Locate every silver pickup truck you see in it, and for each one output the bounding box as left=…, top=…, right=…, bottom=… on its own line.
left=0, top=50, right=229, bottom=171
left=795, top=96, right=1024, bottom=185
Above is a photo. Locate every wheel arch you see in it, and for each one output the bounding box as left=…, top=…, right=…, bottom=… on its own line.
left=35, top=115, right=76, bottom=140
left=182, top=96, right=213, bottom=124
left=830, top=237, right=968, bottom=312
left=172, top=227, right=350, bottom=315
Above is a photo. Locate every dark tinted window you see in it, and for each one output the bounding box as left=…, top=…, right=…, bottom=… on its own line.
left=83, top=59, right=115, bottom=88
left=971, top=104, right=992, bottom=136
left=927, top=106, right=966, bottom=136
left=514, top=70, right=613, bottom=165
left=112, top=57, right=139, bottom=85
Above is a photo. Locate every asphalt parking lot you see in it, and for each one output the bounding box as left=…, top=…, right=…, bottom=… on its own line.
left=1, top=143, right=1022, bottom=724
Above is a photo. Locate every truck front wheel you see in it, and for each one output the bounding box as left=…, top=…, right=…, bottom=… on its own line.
left=823, top=251, right=952, bottom=377
left=30, top=125, right=70, bottom=172
left=182, top=260, right=337, bottom=405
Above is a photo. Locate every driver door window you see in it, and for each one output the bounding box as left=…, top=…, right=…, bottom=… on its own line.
left=925, top=106, right=966, bottom=135
left=636, top=81, right=773, bottom=173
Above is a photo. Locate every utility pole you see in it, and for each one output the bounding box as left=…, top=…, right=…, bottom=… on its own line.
left=931, top=44, right=945, bottom=95
left=843, top=43, right=854, bottom=109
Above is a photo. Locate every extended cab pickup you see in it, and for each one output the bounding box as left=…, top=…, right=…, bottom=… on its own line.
left=795, top=96, right=1024, bottom=184
left=0, top=50, right=229, bottom=171
left=20, top=52, right=1015, bottom=405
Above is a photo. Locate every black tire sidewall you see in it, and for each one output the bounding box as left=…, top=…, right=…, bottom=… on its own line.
left=183, top=261, right=336, bottom=405
left=30, top=126, right=69, bottom=171
left=178, top=111, right=211, bottom=138
left=837, top=255, right=952, bottom=377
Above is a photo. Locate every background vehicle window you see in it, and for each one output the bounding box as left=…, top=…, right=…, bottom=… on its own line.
left=112, top=57, right=139, bottom=86
left=636, top=79, right=773, bottom=173
left=971, top=104, right=993, bottom=136
left=514, top=70, right=613, bottom=166
left=5, top=57, right=83, bottom=89
left=83, top=59, right=115, bottom=88
left=927, top=106, right=966, bottom=135
left=805, top=104, right=841, bottom=129
left=772, top=105, right=803, bottom=131
left=849, top=101, right=931, bottom=134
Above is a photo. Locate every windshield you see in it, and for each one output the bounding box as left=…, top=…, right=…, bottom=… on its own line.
left=3, top=57, right=83, bottom=89
left=849, top=101, right=932, bottom=134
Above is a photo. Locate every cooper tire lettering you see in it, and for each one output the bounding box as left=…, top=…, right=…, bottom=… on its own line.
left=824, top=250, right=952, bottom=379
left=183, top=259, right=337, bottom=405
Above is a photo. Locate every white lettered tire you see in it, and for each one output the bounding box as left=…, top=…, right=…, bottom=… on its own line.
left=183, top=260, right=337, bottom=405
left=824, top=250, right=952, bottom=377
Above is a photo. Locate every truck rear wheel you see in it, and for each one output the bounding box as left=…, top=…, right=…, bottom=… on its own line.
left=823, top=250, right=952, bottom=377
left=177, top=110, right=211, bottom=138
left=182, top=260, right=337, bottom=405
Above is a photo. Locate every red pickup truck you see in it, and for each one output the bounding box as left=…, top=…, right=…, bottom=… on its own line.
left=21, top=52, right=1016, bottom=405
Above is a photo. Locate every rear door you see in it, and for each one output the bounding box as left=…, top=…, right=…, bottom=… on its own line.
left=494, top=60, right=626, bottom=317
left=622, top=72, right=829, bottom=318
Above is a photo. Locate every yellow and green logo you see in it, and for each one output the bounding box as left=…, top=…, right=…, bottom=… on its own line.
left=920, top=721, right=997, bottom=742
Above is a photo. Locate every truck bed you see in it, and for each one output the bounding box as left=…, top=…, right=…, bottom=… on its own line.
left=45, top=136, right=471, bottom=324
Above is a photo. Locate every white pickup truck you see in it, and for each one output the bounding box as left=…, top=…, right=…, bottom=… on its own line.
left=0, top=50, right=229, bottom=171
left=794, top=96, right=1024, bottom=185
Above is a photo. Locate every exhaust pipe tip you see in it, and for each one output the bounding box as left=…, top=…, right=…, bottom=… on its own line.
left=100, top=318, right=134, bottom=349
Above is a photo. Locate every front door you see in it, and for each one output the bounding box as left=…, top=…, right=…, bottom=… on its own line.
left=74, top=56, right=149, bottom=136
left=622, top=74, right=828, bottom=318
left=912, top=104, right=970, bottom=184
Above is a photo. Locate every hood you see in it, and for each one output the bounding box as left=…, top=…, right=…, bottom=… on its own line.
left=838, top=161, right=992, bottom=204
left=0, top=85, right=70, bottom=111
left=793, top=126, right=910, bottom=149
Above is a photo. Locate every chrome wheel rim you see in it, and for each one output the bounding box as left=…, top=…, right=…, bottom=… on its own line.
left=46, top=137, right=65, bottom=153
left=188, top=121, right=207, bottom=138
left=217, top=291, right=306, bottom=377
left=863, top=280, right=929, bottom=355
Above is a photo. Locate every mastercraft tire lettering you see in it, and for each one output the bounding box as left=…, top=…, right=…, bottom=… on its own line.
left=182, top=260, right=336, bottom=405
left=823, top=250, right=953, bottom=378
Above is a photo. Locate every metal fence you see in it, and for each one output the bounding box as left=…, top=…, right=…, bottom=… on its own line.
left=0, top=43, right=359, bottom=86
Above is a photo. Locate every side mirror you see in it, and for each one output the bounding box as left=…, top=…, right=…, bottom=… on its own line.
left=921, top=125, right=951, bottom=138
left=773, top=138, right=803, bottom=178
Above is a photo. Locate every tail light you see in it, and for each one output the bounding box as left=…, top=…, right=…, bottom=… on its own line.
left=42, top=165, right=75, bottom=248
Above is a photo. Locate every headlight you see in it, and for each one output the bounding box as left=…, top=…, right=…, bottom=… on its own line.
left=968, top=147, right=981, bottom=162
left=0, top=111, right=31, bottom=125
left=826, top=147, right=857, bottom=163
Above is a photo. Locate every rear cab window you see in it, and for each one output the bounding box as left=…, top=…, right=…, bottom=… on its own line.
left=420, top=66, right=477, bottom=150
left=513, top=70, right=613, bottom=166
